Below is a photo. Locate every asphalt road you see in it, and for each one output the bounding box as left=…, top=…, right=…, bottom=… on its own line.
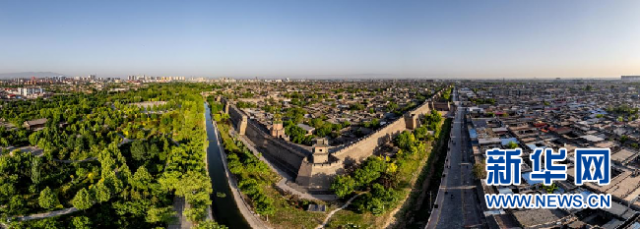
left=426, top=89, right=485, bottom=229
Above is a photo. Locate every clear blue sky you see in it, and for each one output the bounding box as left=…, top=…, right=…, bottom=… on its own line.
left=1, top=0, right=639, bottom=78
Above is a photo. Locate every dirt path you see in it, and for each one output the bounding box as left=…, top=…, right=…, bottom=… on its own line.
left=16, top=207, right=79, bottom=221
left=316, top=193, right=363, bottom=229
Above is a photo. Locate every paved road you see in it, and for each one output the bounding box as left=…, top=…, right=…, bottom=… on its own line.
left=426, top=89, right=485, bottom=229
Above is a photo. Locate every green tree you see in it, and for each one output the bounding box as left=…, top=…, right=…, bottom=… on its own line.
left=31, top=157, right=42, bottom=188
left=131, top=140, right=148, bottom=161
left=254, top=194, right=275, bottom=220
left=387, top=102, right=398, bottom=112
left=176, top=171, right=213, bottom=204
left=72, top=188, right=94, bottom=210
left=148, top=143, right=160, bottom=159
left=353, top=157, right=386, bottom=187
left=93, top=181, right=111, bottom=203
left=220, top=113, right=230, bottom=123
left=146, top=206, right=177, bottom=224
left=364, top=183, right=397, bottom=215
left=176, top=171, right=213, bottom=222
left=413, top=126, right=428, bottom=141
left=238, top=179, right=261, bottom=196
left=620, top=135, right=630, bottom=144
left=394, top=131, right=416, bottom=151
left=71, top=216, right=92, bottom=229
left=506, top=141, right=518, bottom=149
left=367, top=197, right=384, bottom=215
left=29, top=132, right=39, bottom=146
left=542, top=183, right=558, bottom=193
left=23, top=217, right=62, bottom=229
left=349, top=103, right=365, bottom=111
left=38, top=186, right=60, bottom=210
left=184, top=207, right=208, bottom=224
left=331, top=175, right=356, bottom=198
left=132, top=166, right=153, bottom=190
left=193, top=220, right=229, bottom=229
left=9, top=195, right=25, bottom=214
left=473, top=161, right=487, bottom=179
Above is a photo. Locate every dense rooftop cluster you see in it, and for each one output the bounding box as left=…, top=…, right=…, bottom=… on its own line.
left=222, top=80, right=447, bottom=146
left=462, top=80, right=640, bottom=228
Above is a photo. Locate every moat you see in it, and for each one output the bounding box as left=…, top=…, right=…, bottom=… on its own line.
left=205, top=102, right=251, bottom=229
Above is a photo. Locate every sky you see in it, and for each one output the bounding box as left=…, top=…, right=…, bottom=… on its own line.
left=1, top=0, right=639, bottom=79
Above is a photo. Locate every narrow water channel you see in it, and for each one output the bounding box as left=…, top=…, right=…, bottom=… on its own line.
left=204, top=102, right=251, bottom=229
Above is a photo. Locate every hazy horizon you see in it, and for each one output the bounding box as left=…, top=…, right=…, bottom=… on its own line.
left=1, top=0, right=639, bottom=78
left=0, top=71, right=630, bottom=80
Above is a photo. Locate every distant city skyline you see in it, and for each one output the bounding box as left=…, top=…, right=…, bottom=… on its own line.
left=1, top=0, right=639, bottom=78
left=0, top=71, right=635, bottom=80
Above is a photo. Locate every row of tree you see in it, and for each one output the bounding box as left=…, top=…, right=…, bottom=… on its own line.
left=223, top=130, right=276, bottom=219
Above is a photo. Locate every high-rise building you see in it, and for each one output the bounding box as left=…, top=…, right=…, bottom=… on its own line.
left=621, top=75, right=640, bottom=81
left=8, top=87, right=44, bottom=97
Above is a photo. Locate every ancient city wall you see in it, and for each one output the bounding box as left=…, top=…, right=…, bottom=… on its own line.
left=223, top=86, right=449, bottom=191
left=331, top=96, right=435, bottom=163
left=244, top=120, right=307, bottom=171
left=302, top=87, right=448, bottom=190
left=226, top=103, right=308, bottom=178
left=226, top=102, right=244, bottom=128
left=297, top=160, right=346, bottom=191
left=333, top=117, right=406, bottom=163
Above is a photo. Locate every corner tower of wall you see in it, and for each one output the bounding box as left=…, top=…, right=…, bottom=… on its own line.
left=312, top=138, right=330, bottom=163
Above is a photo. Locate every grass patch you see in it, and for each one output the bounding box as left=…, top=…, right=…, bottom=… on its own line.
left=264, top=187, right=329, bottom=229
left=326, top=203, right=379, bottom=229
